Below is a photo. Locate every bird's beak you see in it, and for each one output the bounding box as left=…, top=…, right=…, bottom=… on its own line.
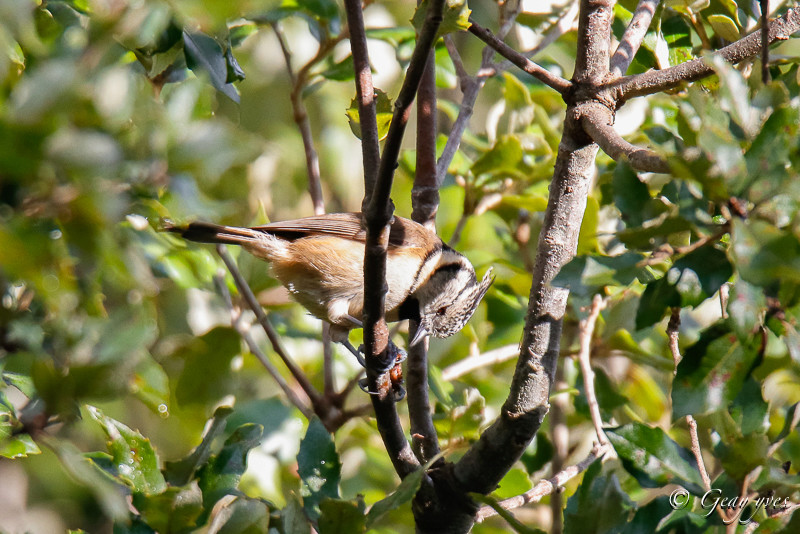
left=410, top=324, right=428, bottom=347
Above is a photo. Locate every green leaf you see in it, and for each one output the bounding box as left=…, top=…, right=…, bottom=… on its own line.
left=198, top=424, right=264, bottom=522
left=672, top=245, right=732, bottom=303
left=606, top=423, right=704, bottom=494
left=729, top=376, right=769, bottom=436
left=731, top=219, right=800, bottom=288
left=297, top=418, right=341, bottom=521
left=183, top=31, right=240, bottom=103
left=132, top=482, right=204, bottom=533
left=207, top=496, right=271, bottom=534
left=662, top=15, right=694, bottom=67
left=411, top=0, right=471, bottom=37
left=318, top=55, right=354, bottom=82
left=282, top=495, right=312, bottom=534
left=494, top=468, right=533, bottom=500
left=672, top=323, right=762, bottom=418
left=555, top=252, right=652, bottom=298
left=520, top=433, right=554, bottom=475
left=636, top=275, right=681, bottom=330
left=346, top=88, right=392, bottom=141
left=707, top=14, right=740, bottom=42
left=613, top=163, right=652, bottom=227
left=365, top=467, right=424, bottom=529
left=728, top=279, right=765, bottom=340
left=563, top=460, right=636, bottom=534
left=86, top=406, right=167, bottom=495
left=165, top=406, right=234, bottom=486
left=471, top=135, right=523, bottom=177
left=0, top=431, right=41, bottom=458
left=318, top=498, right=366, bottom=533
left=132, top=356, right=170, bottom=415
left=175, top=327, right=241, bottom=408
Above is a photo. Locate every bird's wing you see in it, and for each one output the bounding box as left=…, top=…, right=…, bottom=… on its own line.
left=253, top=212, right=438, bottom=249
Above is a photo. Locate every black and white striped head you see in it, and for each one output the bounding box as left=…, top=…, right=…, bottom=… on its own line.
left=412, top=251, right=493, bottom=344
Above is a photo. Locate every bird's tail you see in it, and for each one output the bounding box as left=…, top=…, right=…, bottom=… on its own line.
left=162, top=219, right=261, bottom=246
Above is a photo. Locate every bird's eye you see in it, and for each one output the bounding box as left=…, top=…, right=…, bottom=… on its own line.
left=437, top=306, right=448, bottom=316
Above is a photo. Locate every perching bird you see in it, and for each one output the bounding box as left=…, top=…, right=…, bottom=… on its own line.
left=164, top=212, right=492, bottom=360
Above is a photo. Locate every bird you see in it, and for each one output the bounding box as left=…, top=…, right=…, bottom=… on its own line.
left=164, top=212, right=492, bottom=363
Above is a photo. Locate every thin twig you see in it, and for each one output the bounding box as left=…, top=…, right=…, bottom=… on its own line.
left=687, top=415, right=730, bottom=524
left=667, top=308, right=681, bottom=373
left=475, top=443, right=611, bottom=521
left=579, top=102, right=670, bottom=173
left=441, top=344, right=520, bottom=381
left=610, top=0, right=662, bottom=77
left=214, top=272, right=313, bottom=419
left=577, top=295, right=609, bottom=446
left=216, top=245, right=322, bottom=405
left=467, top=20, right=572, bottom=94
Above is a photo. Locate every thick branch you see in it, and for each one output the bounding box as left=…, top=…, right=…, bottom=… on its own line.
left=574, top=0, right=615, bottom=84
left=608, top=7, right=800, bottom=100
left=454, top=0, right=611, bottom=496
left=467, top=20, right=572, bottom=94
left=343, top=0, right=381, bottom=204
left=610, top=0, right=661, bottom=77
left=579, top=102, right=670, bottom=173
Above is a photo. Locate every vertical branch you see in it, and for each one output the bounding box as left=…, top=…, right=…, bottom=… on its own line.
left=408, top=49, right=441, bottom=464
left=577, top=295, right=609, bottom=446
left=412, top=51, right=440, bottom=230
left=454, top=0, right=613, bottom=495
left=343, top=0, right=381, bottom=204
left=760, top=0, right=771, bottom=82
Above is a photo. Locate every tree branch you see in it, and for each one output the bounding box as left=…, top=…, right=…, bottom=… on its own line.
left=407, top=46, right=440, bottom=465
left=610, top=0, right=662, bottom=77
left=343, top=0, right=381, bottom=205
left=578, top=101, right=670, bottom=173
left=361, top=0, right=447, bottom=479
left=215, top=245, right=322, bottom=407
left=577, top=295, right=609, bottom=446
left=607, top=7, right=800, bottom=100
left=467, top=20, right=572, bottom=94
left=440, top=343, right=520, bottom=381
left=453, top=0, right=611, bottom=497
left=271, top=23, right=327, bottom=216
left=475, top=443, right=612, bottom=521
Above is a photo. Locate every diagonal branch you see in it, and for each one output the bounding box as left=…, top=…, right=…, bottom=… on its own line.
left=610, top=0, right=662, bottom=77
left=579, top=101, right=670, bottom=173
left=213, top=271, right=313, bottom=419
left=608, top=7, right=800, bottom=100
left=216, top=245, right=322, bottom=406
left=453, top=0, right=613, bottom=497
left=475, top=443, right=612, bottom=521
left=467, top=20, right=572, bottom=94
